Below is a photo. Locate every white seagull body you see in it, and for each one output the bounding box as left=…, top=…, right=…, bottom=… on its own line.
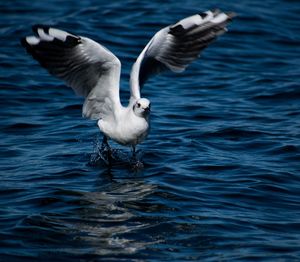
left=21, top=10, right=234, bottom=154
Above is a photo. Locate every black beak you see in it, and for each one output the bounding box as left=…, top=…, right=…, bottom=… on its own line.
left=144, top=106, right=150, bottom=113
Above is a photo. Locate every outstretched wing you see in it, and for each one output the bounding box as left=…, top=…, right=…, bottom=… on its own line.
left=130, top=10, right=235, bottom=100
left=21, top=26, right=122, bottom=120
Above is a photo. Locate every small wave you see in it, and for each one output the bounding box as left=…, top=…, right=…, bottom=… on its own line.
left=252, top=88, right=300, bottom=102
left=203, top=127, right=269, bottom=140
left=1, top=122, right=44, bottom=134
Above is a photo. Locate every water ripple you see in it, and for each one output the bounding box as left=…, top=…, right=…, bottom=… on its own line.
left=1, top=0, right=300, bottom=261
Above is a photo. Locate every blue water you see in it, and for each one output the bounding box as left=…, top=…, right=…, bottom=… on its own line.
left=1, top=0, right=300, bottom=261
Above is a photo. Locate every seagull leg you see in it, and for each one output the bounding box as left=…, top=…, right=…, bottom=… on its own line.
left=101, top=135, right=109, bottom=150
left=132, top=145, right=137, bottom=160
left=131, top=146, right=144, bottom=170
left=100, top=135, right=112, bottom=166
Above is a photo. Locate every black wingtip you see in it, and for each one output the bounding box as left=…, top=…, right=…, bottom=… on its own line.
left=32, top=24, right=50, bottom=34
left=31, top=25, right=81, bottom=46
left=20, top=37, right=36, bottom=57
left=169, top=24, right=185, bottom=36
left=20, top=37, right=34, bottom=52
left=20, top=37, right=28, bottom=48
left=199, top=12, right=208, bottom=19
left=65, top=35, right=81, bottom=46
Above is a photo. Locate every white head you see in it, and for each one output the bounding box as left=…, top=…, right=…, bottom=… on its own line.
left=133, top=98, right=151, bottom=117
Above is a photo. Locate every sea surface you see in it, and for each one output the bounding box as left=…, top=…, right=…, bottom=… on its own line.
left=1, top=0, right=300, bottom=261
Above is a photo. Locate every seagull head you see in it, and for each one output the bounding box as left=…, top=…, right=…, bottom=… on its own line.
left=133, top=98, right=151, bottom=117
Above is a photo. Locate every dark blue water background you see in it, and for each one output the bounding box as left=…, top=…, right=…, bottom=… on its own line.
left=1, top=0, right=300, bottom=261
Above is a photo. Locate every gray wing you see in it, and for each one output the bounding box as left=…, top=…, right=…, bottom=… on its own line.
left=130, top=10, right=235, bottom=100
left=21, top=26, right=122, bottom=120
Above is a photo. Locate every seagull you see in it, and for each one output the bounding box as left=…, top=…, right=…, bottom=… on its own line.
left=21, top=9, right=234, bottom=161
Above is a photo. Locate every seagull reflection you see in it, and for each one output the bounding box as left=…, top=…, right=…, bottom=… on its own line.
left=69, top=178, right=158, bottom=255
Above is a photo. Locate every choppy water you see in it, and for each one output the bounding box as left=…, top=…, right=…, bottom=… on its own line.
left=1, top=0, right=300, bottom=261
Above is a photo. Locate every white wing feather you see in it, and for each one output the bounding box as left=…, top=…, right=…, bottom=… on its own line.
left=130, top=10, right=235, bottom=100
left=22, top=26, right=122, bottom=120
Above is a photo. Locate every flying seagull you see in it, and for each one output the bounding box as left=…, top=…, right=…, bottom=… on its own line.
left=21, top=9, right=234, bottom=160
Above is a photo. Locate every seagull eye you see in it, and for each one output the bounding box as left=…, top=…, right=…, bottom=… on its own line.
left=137, top=103, right=141, bottom=108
